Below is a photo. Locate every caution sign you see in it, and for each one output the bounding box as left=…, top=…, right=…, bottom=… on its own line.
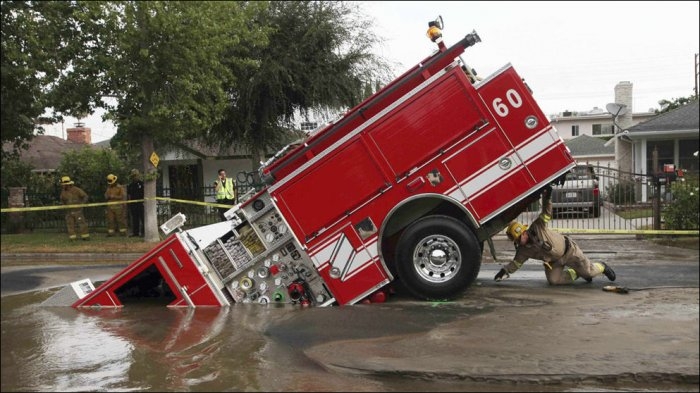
left=150, top=151, right=160, bottom=168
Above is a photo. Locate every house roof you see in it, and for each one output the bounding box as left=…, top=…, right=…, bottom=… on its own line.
left=2, top=135, right=92, bottom=172
left=564, top=134, right=614, bottom=156
left=627, top=100, right=699, bottom=133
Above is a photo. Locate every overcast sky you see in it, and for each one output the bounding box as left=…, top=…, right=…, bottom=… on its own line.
left=45, top=1, right=699, bottom=142
left=361, top=1, right=699, bottom=114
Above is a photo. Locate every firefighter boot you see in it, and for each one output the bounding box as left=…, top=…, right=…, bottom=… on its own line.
left=595, top=262, right=616, bottom=281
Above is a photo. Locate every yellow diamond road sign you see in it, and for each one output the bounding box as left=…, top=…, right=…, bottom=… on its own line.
left=150, top=151, right=160, bottom=168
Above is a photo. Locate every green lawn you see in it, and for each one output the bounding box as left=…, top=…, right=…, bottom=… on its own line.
left=615, top=208, right=653, bottom=220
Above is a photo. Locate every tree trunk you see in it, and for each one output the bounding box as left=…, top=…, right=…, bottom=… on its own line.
left=250, top=146, right=262, bottom=183
left=142, top=134, right=160, bottom=243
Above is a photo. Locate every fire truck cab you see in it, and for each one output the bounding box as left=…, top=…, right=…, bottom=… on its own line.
left=66, top=24, right=575, bottom=309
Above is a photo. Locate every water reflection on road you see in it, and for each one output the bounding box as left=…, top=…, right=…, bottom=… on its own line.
left=1, top=289, right=481, bottom=392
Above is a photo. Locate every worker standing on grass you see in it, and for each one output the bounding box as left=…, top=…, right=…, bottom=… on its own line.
left=105, top=174, right=128, bottom=237
left=127, top=169, right=145, bottom=237
left=214, top=168, right=236, bottom=221
left=59, top=176, right=90, bottom=241
left=495, top=185, right=616, bottom=284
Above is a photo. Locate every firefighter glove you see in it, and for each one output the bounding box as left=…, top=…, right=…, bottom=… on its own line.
left=494, top=268, right=509, bottom=281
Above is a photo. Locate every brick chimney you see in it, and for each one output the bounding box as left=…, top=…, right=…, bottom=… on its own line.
left=614, top=81, right=633, bottom=177
left=66, top=122, right=92, bottom=144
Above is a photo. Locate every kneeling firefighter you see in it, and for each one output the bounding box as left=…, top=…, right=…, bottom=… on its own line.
left=495, top=185, right=616, bottom=285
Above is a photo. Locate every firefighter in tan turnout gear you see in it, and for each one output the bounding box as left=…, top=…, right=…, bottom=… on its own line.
left=59, top=176, right=90, bottom=240
left=104, top=174, right=128, bottom=237
left=495, top=185, right=616, bottom=284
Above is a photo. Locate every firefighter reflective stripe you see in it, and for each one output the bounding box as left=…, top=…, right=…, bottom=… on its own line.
left=447, top=128, right=558, bottom=204
left=541, top=213, right=551, bottom=223
left=593, top=262, right=606, bottom=274
left=566, top=268, right=577, bottom=282
left=310, top=233, right=376, bottom=281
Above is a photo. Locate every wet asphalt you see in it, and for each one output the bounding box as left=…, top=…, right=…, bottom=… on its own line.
left=1, top=236, right=698, bottom=390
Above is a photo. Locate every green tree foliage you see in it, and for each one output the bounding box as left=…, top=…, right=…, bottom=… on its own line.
left=0, top=1, right=87, bottom=158
left=43, top=1, right=265, bottom=241
left=206, top=1, right=391, bottom=171
left=655, top=95, right=698, bottom=113
left=56, top=147, right=127, bottom=202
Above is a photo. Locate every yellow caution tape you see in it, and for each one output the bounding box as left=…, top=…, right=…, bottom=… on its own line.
left=551, top=228, right=699, bottom=236
left=0, top=197, right=234, bottom=213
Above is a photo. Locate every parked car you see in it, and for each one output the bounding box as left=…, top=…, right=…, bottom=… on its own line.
left=551, top=164, right=600, bottom=217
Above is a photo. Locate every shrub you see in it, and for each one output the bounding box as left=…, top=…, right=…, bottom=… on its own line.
left=664, top=181, right=699, bottom=230
left=607, top=181, right=636, bottom=205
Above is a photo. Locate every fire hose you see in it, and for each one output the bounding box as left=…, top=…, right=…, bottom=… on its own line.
left=603, top=285, right=697, bottom=294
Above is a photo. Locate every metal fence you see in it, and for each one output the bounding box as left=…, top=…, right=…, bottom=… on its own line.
left=1, top=174, right=265, bottom=234
left=2, top=166, right=698, bottom=235
left=515, top=165, right=699, bottom=234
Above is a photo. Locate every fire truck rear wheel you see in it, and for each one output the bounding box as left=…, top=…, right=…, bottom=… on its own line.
left=395, top=215, right=481, bottom=301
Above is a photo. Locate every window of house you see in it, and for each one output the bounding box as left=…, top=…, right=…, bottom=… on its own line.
left=571, top=125, right=579, bottom=137
left=679, top=139, right=700, bottom=171
left=592, top=123, right=614, bottom=135
left=646, top=140, right=675, bottom=174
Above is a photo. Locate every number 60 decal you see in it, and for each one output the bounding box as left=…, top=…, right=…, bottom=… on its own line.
left=492, top=89, right=523, bottom=117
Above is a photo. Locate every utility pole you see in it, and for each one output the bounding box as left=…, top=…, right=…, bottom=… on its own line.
left=695, top=53, right=699, bottom=100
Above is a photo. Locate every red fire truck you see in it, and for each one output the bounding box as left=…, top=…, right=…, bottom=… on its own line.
left=59, top=23, right=575, bottom=309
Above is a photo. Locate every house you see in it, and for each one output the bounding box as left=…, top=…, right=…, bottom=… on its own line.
left=1, top=124, right=95, bottom=174
left=562, top=134, right=616, bottom=199
left=157, top=140, right=257, bottom=203
left=564, top=134, right=615, bottom=168
left=549, top=81, right=656, bottom=141
left=625, top=100, right=699, bottom=201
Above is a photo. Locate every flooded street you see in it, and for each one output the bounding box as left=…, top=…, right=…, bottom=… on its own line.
left=2, top=236, right=698, bottom=392
left=2, top=289, right=503, bottom=392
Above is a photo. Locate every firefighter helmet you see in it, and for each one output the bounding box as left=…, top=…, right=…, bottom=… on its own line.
left=506, top=221, right=528, bottom=241
left=60, top=176, right=74, bottom=185
left=107, top=174, right=118, bottom=184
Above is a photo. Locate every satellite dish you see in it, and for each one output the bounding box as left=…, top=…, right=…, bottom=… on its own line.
left=606, top=103, right=629, bottom=118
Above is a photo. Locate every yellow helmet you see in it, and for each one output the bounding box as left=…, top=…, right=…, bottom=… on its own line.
left=506, top=221, right=528, bottom=241
left=107, top=174, right=118, bottom=184
left=60, top=176, right=74, bottom=185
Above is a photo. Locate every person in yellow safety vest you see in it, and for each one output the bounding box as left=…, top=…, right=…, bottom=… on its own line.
left=495, top=185, right=616, bottom=285
left=59, top=176, right=90, bottom=241
left=214, top=168, right=235, bottom=221
left=105, top=174, right=128, bottom=236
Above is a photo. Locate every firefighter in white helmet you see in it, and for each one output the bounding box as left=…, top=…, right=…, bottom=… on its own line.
left=495, top=185, right=616, bottom=284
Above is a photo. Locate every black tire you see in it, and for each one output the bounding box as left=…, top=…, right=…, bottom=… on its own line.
left=395, top=215, right=481, bottom=301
